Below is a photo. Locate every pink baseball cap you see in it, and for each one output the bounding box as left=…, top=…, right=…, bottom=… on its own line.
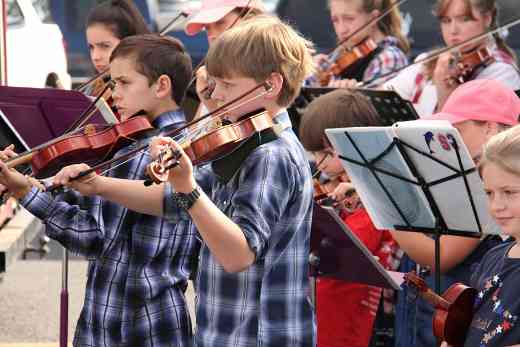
left=185, top=0, right=264, bottom=36
left=424, top=79, right=520, bottom=125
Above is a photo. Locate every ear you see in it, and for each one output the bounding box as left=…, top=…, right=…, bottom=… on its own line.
left=264, top=72, right=284, bottom=101
left=154, top=74, right=173, bottom=99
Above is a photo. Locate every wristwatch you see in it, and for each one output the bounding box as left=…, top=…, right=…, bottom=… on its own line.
left=172, top=185, right=201, bottom=210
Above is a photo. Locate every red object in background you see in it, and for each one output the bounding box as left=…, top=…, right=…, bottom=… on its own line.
left=316, top=208, right=387, bottom=347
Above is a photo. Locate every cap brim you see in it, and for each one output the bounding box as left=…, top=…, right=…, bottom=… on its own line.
left=421, top=112, right=465, bottom=125
left=185, top=6, right=235, bottom=35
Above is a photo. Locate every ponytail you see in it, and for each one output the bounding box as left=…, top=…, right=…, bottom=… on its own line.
left=375, top=0, right=410, bottom=54
left=86, top=0, right=151, bottom=39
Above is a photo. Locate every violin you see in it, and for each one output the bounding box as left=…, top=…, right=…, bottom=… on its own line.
left=146, top=109, right=274, bottom=184
left=316, top=37, right=378, bottom=86
left=6, top=115, right=153, bottom=179
left=448, top=46, right=494, bottom=84
left=405, top=272, right=477, bottom=347
left=313, top=173, right=358, bottom=210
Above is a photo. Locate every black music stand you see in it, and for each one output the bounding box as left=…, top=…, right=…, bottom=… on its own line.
left=310, top=202, right=402, bottom=290
left=325, top=121, right=500, bottom=293
left=300, top=87, right=419, bottom=125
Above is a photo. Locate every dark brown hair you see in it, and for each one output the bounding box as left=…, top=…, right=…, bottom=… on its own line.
left=110, top=34, right=193, bottom=105
left=87, top=0, right=150, bottom=39
left=299, top=89, right=382, bottom=151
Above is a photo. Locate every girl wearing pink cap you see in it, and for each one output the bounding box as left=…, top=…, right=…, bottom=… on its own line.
left=385, top=0, right=520, bottom=117
left=185, top=0, right=264, bottom=115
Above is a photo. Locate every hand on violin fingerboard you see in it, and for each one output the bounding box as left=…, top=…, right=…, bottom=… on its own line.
left=432, top=53, right=459, bottom=108
left=0, top=160, right=33, bottom=199
left=328, top=78, right=359, bottom=89
left=0, top=144, right=17, bottom=162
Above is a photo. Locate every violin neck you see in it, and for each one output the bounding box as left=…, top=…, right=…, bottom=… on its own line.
left=420, top=288, right=451, bottom=310
left=6, top=151, right=34, bottom=169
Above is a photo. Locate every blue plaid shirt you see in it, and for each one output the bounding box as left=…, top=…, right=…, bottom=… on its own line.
left=21, top=110, right=197, bottom=347
left=164, top=112, right=316, bottom=347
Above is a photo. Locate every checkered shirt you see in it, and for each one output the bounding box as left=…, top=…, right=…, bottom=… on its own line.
left=21, top=110, right=197, bottom=347
left=164, top=112, right=316, bottom=347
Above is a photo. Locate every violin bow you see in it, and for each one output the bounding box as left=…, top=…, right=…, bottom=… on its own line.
left=361, top=15, right=520, bottom=88
left=326, top=0, right=409, bottom=57
left=46, top=81, right=273, bottom=192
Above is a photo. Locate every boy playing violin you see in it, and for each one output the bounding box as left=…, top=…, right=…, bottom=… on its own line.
left=299, top=89, right=402, bottom=347
left=45, top=15, right=317, bottom=346
left=154, top=15, right=316, bottom=347
left=0, top=34, right=197, bottom=346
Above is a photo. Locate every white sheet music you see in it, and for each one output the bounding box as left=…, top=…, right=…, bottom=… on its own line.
left=325, top=120, right=501, bottom=235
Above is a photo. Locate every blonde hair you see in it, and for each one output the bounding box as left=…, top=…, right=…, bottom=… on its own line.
left=206, top=15, right=315, bottom=107
left=328, top=0, right=410, bottom=54
left=480, top=125, right=520, bottom=177
left=425, top=0, right=518, bottom=79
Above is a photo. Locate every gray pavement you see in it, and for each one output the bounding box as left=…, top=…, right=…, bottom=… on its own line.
left=0, top=238, right=195, bottom=344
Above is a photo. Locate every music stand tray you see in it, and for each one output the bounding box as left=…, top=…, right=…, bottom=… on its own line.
left=311, top=202, right=403, bottom=290
left=300, top=87, right=419, bottom=125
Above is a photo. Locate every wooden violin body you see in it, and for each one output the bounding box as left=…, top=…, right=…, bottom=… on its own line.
left=146, top=110, right=273, bottom=184
left=318, top=38, right=378, bottom=86
left=450, top=46, right=494, bottom=84
left=405, top=272, right=477, bottom=347
left=7, top=116, right=153, bottom=179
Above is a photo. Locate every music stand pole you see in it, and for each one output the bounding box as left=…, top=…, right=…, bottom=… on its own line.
left=59, top=248, right=68, bottom=347
left=434, top=233, right=441, bottom=294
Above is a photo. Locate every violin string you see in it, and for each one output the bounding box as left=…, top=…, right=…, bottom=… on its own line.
left=154, top=87, right=273, bottom=161
left=47, top=82, right=272, bottom=192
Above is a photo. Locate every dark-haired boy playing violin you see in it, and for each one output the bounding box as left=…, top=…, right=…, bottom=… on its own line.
left=38, top=15, right=317, bottom=347
left=0, top=34, right=197, bottom=347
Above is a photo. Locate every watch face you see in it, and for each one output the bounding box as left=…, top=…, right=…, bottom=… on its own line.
left=173, top=187, right=200, bottom=210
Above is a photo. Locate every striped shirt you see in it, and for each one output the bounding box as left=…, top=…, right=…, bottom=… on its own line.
left=21, top=110, right=197, bottom=347
left=164, top=112, right=316, bottom=347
